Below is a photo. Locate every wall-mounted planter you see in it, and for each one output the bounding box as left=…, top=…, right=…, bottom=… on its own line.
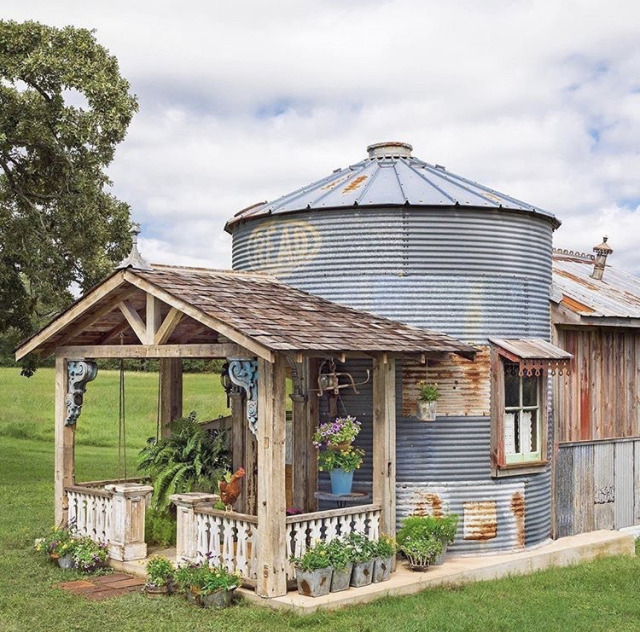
left=416, top=400, right=437, bottom=421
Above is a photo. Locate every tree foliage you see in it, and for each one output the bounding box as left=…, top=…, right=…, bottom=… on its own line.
left=0, top=21, right=138, bottom=370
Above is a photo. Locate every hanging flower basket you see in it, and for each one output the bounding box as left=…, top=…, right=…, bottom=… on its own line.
left=416, top=400, right=437, bottom=422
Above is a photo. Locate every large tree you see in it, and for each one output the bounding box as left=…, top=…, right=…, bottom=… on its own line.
left=0, top=21, right=138, bottom=371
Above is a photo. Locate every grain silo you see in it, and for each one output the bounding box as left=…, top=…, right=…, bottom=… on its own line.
left=225, top=141, right=569, bottom=553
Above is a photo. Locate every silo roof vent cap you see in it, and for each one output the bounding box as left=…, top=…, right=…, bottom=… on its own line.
left=367, top=141, right=413, bottom=159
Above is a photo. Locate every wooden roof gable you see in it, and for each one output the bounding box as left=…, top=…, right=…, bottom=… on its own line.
left=16, top=265, right=476, bottom=361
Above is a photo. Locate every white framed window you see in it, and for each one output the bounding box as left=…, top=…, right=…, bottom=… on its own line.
left=503, top=363, right=542, bottom=464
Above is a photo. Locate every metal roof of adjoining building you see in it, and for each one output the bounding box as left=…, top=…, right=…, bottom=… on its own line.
left=552, top=254, right=640, bottom=320
left=489, top=338, right=573, bottom=361
left=225, top=141, right=560, bottom=231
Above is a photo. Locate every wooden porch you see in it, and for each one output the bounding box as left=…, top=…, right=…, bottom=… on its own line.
left=15, top=263, right=474, bottom=598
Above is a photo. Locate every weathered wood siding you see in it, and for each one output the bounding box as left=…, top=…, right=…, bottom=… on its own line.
left=555, top=438, right=640, bottom=536
left=554, top=327, right=640, bottom=442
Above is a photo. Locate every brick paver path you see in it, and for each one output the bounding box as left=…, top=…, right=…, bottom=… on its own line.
left=57, top=573, right=145, bottom=601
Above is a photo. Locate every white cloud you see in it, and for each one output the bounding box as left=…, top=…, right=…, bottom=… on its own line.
left=7, top=0, right=640, bottom=272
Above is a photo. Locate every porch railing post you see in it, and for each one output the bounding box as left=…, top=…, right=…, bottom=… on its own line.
left=106, top=482, right=153, bottom=561
left=171, top=493, right=219, bottom=563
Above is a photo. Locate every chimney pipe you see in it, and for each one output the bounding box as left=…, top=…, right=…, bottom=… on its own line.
left=591, top=236, right=613, bottom=281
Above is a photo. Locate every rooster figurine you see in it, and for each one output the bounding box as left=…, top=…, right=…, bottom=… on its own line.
left=218, top=467, right=246, bottom=510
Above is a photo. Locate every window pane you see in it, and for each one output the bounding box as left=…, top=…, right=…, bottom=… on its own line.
left=522, top=375, right=538, bottom=407
left=529, top=409, right=538, bottom=453
left=505, top=366, right=520, bottom=408
left=504, top=411, right=517, bottom=455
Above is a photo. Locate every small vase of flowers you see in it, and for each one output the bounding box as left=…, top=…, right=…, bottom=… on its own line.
left=314, top=416, right=364, bottom=495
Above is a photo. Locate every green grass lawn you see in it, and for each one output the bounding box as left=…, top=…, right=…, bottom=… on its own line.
left=2, top=367, right=640, bottom=631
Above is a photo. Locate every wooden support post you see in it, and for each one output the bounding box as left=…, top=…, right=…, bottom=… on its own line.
left=306, top=359, right=319, bottom=512
left=372, top=355, right=396, bottom=543
left=159, top=358, right=183, bottom=437
left=291, top=388, right=308, bottom=512
left=54, top=356, right=74, bottom=525
left=256, top=354, right=288, bottom=598
left=230, top=390, right=246, bottom=512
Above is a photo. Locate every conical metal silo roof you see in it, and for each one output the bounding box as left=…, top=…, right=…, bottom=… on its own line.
left=225, top=141, right=559, bottom=231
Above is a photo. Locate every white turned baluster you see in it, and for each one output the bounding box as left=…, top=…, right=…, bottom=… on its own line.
left=325, top=516, right=338, bottom=542
left=235, top=521, right=248, bottom=576
left=370, top=511, right=380, bottom=539
left=309, top=518, right=322, bottom=544
left=196, top=514, right=208, bottom=562
left=222, top=519, right=235, bottom=572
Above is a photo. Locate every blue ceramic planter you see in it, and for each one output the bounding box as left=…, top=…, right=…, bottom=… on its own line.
left=330, top=468, right=354, bottom=495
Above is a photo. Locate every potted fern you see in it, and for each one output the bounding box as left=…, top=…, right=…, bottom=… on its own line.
left=416, top=381, right=439, bottom=421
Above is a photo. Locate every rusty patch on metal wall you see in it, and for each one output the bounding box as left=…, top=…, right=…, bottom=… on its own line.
left=510, top=491, right=525, bottom=548
left=412, top=491, right=443, bottom=518
left=342, top=175, right=368, bottom=193
left=402, top=347, right=490, bottom=417
left=463, top=500, right=498, bottom=541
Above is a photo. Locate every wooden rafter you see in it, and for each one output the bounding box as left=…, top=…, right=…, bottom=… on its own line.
left=123, top=271, right=273, bottom=362
left=118, top=300, right=147, bottom=344
left=154, top=308, right=183, bottom=345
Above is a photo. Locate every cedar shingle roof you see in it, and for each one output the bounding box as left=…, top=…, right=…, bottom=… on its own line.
left=136, top=265, right=475, bottom=356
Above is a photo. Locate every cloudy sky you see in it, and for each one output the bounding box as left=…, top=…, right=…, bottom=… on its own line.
left=8, top=0, right=640, bottom=272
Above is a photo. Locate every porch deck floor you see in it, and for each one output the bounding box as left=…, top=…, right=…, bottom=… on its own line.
left=109, top=530, right=634, bottom=614
left=240, top=530, right=634, bottom=614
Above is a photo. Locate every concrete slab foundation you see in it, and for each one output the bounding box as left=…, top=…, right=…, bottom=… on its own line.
left=108, top=531, right=633, bottom=614
left=239, top=530, right=634, bottom=614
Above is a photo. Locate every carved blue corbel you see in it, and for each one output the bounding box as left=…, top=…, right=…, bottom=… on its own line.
left=65, top=361, right=98, bottom=426
left=227, top=359, right=258, bottom=435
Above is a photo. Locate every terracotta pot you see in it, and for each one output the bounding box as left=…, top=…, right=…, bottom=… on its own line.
left=296, top=567, right=333, bottom=597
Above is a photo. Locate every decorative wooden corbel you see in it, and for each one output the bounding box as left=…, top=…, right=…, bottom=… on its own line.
left=65, top=360, right=98, bottom=426
left=227, top=359, right=258, bottom=435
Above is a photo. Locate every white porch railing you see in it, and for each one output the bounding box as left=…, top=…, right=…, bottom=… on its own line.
left=65, top=480, right=153, bottom=561
left=195, top=508, right=259, bottom=579
left=67, top=485, right=113, bottom=542
left=172, top=494, right=382, bottom=586
left=285, top=503, right=381, bottom=580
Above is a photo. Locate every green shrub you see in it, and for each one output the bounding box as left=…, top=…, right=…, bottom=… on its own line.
left=397, top=513, right=459, bottom=547
left=175, top=562, right=240, bottom=595
left=326, top=538, right=352, bottom=571
left=400, top=537, right=443, bottom=567
left=146, top=555, right=174, bottom=588
left=417, top=381, right=439, bottom=402
left=344, top=532, right=375, bottom=563
left=145, top=508, right=177, bottom=547
left=373, top=534, right=396, bottom=558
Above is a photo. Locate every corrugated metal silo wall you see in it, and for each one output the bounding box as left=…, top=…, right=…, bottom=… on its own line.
left=232, top=207, right=554, bottom=551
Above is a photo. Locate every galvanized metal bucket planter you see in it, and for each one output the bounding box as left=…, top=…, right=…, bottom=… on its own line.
left=57, top=554, right=74, bottom=569
left=350, top=560, right=374, bottom=587
left=200, top=588, right=236, bottom=609
left=416, top=400, right=437, bottom=421
left=372, top=556, right=393, bottom=583
left=296, top=567, right=333, bottom=597
left=330, top=564, right=353, bottom=592
left=432, top=546, right=447, bottom=566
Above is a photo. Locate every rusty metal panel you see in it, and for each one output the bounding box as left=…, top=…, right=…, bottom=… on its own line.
left=615, top=440, right=634, bottom=528
left=463, top=501, right=498, bottom=541
left=396, top=481, right=526, bottom=553
left=401, top=348, right=491, bottom=418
